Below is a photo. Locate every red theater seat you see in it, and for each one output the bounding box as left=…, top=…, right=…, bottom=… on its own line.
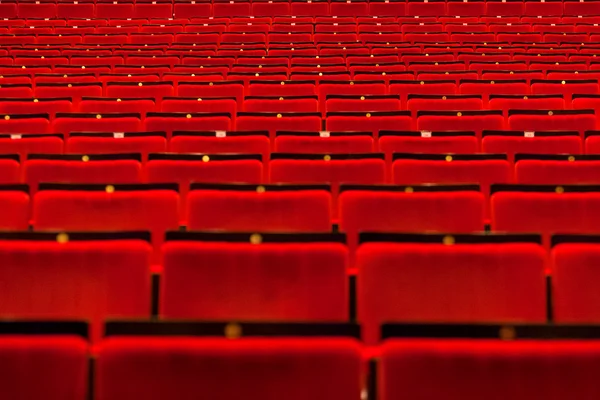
left=270, top=154, right=387, bottom=218
left=0, top=134, right=63, bottom=161
left=482, top=131, right=583, bottom=163
left=515, top=155, right=600, bottom=184
left=491, top=185, right=600, bottom=248
left=236, top=113, right=322, bottom=140
left=169, top=131, right=270, bottom=162
left=0, top=185, right=29, bottom=229
left=380, top=339, right=600, bottom=400
left=53, top=114, right=143, bottom=137
left=326, top=95, right=401, bottom=114
left=24, top=154, right=143, bottom=193
left=553, top=238, right=600, bottom=323
left=0, top=113, right=50, bottom=134
left=378, top=131, right=480, bottom=158
left=488, top=95, right=566, bottom=116
left=32, top=184, right=180, bottom=266
left=161, top=233, right=348, bottom=321
left=0, top=98, right=73, bottom=119
left=146, top=154, right=263, bottom=222
left=358, top=237, right=547, bottom=344
left=392, top=154, right=513, bottom=218
left=66, top=132, right=166, bottom=161
left=417, top=111, right=506, bottom=138
left=339, top=185, right=485, bottom=261
left=34, top=84, right=103, bottom=104
left=274, top=131, right=375, bottom=154
left=326, top=112, right=413, bottom=138
left=145, top=113, right=232, bottom=138
left=105, top=82, right=175, bottom=106
left=187, top=183, right=332, bottom=233
left=244, top=97, right=319, bottom=113
left=0, top=336, right=88, bottom=400
left=96, top=337, right=362, bottom=400
left=406, top=95, right=483, bottom=115
left=0, top=235, right=151, bottom=342
left=508, top=110, right=597, bottom=136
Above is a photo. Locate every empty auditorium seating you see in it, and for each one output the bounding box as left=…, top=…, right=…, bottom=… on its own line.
left=65, top=132, right=167, bottom=160
left=161, top=232, right=348, bottom=321
left=417, top=111, right=505, bottom=137
left=24, top=154, right=143, bottom=192
left=32, top=184, right=179, bottom=266
left=274, top=131, right=375, bottom=154
left=515, top=154, right=600, bottom=184
left=482, top=130, right=583, bottom=163
left=339, top=185, right=485, bottom=260
left=0, top=233, right=151, bottom=342
left=96, top=337, right=363, bottom=400
left=378, top=131, right=480, bottom=158
left=187, top=183, right=331, bottom=232
left=0, top=335, right=88, bottom=400
left=358, top=234, right=546, bottom=344
left=169, top=131, right=270, bottom=161
left=492, top=185, right=600, bottom=248
left=380, top=339, right=600, bottom=400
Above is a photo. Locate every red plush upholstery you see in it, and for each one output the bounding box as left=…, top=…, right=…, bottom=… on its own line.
left=32, top=186, right=179, bottom=265
left=508, top=110, right=597, bottom=135
left=274, top=132, right=375, bottom=154
left=326, top=111, right=413, bottom=137
left=96, top=337, right=363, bottom=400
left=65, top=133, right=167, bottom=160
left=169, top=131, right=270, bottom=161
left=492, top=187, right=600, bottom=248
left=270, top=154, right=386, bottom=218
left=0, top=239, right=150, bottom=342
left=358, top=242, right=547, bottom=344
left=53, top=114, right=143, bottom=137
left=236, top=112, right=322, bottom=140
left=553, top=242, right=600, bottom=323
left=187, top=185, right=332, bottom=232
left=0, top=156, right=21, bottom=183
left=144, top=113, right=232, bottom=138
left=24, top=156, right=143, bottom=192
left=0, top=188, right=30, bottom=230
left=0, top=336, right=88, bottom=400
left=146, top=154, right=263, bottom=222
left=378, top=132, right=479, bottom=157
left=392, top=155, right=512, bottom=219
left=380, top=340, right=600, bottom=400
left=417, top=111, right=505, bottom=137
left=516, top=158, right=600, bottom=184
left=0, top=114, right=50, bottom=134
left=339, top=186, right=485, bottom=260
left=161, top=240, right=348, bottom=320
left=482, top=131, right=583, bottom=163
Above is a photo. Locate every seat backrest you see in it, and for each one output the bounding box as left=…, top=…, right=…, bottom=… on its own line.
left=553, top=239, right=600, bottom=323
left=274, top=132, right=375, bottom=154
left=508, top=110, right=596, bottom=135
left=358, top=239, right=547, bottom=344
left=492, top=185, right=600, bottom=248
left=32, top=184, right=180, bottom=265
left=515, top=155, right=600, bottom=184
left=380, top=339, right=600, bottom=400
left=24, top=154, right=143, bottom=193
left=0, top=236, right=151, bottom=342
left=0, top=336, right=88, bottom=400
left=187, top=183, right=332, bottom=233
left=96, top=337, right=362, bottom=400
left=161, top=234, right=348, bottom=321
left=482, top=131, right=583, bottom=163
